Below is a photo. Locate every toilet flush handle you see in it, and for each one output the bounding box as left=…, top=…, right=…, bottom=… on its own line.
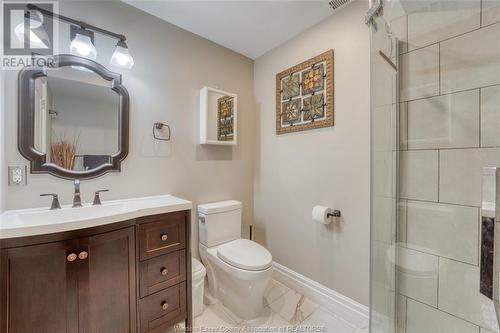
left=199, top=216, right=205, bottom=224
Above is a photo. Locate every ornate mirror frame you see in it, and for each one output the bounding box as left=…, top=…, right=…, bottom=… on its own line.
left=18, top=54, right=130, bottom=180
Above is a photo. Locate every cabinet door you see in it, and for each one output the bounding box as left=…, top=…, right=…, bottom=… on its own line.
left=78, top=226, right=136, bottom=333
left=0, top=239, right=80, bottom=333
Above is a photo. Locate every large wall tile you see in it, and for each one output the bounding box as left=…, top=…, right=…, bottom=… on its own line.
left=407, top=0, right=480, bottom=51
left=441, top=23, right=500, bottom=93
left=482, top=0, right=500, bottom=26
left=401, top=150, right=439, bottom=201
left=407, top=201, right=479, bottom=264
left=401, top=44, right=440, bottom=101
left=407, top=299, right=479, bottom=333
left=481, top=85, right=500, bottom=147
left=439, top=258, right=500, bottom=332
left=398, top=247, right=438, bottom=306
left=439, top=148, right=500, bottom=206
left=407, top=90, right=480, bottom=149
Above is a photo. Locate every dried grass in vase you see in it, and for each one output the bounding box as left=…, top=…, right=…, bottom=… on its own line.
left=51, top=132, right=80, bottom=170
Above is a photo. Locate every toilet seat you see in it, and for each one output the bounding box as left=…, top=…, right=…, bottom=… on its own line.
left=217, top=239, right=272, bottom=271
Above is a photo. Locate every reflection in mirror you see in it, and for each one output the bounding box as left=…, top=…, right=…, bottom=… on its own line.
left=200, top=87, right=238, bottom=145
left=33, top=66, right=119, bottom=171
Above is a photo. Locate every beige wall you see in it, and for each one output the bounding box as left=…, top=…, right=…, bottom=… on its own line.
left=253, top=1, right=370, bottom=305
left=2, top=0, right=373, bottom=306
left=2, top=1, right=256, bottom=254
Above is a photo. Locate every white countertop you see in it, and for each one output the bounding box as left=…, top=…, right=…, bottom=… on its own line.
left=0, top=195, right=192, bottom=239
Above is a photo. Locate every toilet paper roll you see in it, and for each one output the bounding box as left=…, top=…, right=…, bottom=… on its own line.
left=312, top=205, right=332, bottom=225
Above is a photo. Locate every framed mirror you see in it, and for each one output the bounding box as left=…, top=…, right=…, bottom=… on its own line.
left=199, top=86, right=237, bottom=145
left=18, top=54, right=129, bottom=180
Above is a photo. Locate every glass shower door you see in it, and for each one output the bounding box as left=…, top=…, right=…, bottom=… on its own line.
left=370, top=0, right=500, bottom=332
left=369, top=10, right=400, bottom=333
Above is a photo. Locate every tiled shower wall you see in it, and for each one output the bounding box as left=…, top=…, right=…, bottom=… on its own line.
left=394, top=1, right=500, bottom=332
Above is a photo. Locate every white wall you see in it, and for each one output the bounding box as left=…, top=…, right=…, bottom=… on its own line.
left=2, top=1, right=255, bottom=256
left=253, top=1, right=370, bottom=305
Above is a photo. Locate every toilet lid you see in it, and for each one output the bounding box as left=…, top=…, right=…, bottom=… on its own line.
left=217, top=239, right=272, bottom=271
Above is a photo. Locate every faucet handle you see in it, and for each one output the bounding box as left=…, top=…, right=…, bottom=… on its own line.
left=40, top=193, right=61, bottom=210
left=93, top=190, right=109, bottom=206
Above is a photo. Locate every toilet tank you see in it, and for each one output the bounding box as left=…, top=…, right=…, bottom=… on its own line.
left=198, top=200, right=242, bottom=247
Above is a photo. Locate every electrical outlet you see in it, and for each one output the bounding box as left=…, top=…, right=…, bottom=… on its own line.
left=8, top=166, right=27, bottom=186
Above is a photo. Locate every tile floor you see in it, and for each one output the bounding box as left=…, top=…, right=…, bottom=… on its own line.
left=173, top=279, right=365, bottom=333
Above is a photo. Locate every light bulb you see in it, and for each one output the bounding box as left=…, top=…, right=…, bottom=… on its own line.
left=70, top=32, right=97, bottom=60
left=110, top=41, right=134, bottom=69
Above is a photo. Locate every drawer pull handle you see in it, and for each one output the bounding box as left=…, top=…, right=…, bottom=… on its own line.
left=161, top=268, right=169, bottom=276
left=67, top=253, right=77, bottom=262
left=161, top=234, right=168, bottom=241
left=161, top=301, right=169, bottom=310
left=78, top=251, right=88, bottom=260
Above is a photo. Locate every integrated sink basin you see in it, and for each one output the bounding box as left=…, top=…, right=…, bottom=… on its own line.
left=0, top=195, right=192, bottom=239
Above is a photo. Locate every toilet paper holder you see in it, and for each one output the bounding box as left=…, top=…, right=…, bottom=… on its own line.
left=327, top=210, right=342, bottom=218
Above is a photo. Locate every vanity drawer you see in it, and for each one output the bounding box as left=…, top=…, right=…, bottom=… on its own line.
left=139, top=250, right=186, bottom=298
left=139, top=282, right=186, bottom=333
left=138, top=213, right=186, bottom=261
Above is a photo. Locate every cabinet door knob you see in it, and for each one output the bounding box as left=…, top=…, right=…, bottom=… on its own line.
left=78, top=251, right=88, bottom=260
left=160, top=234, right=168, bottom=241
left=161, top=268, right=169, bottom=276
left=161, top=301, right=169, bottom=310
left=67, top=253, right=77, bottom=262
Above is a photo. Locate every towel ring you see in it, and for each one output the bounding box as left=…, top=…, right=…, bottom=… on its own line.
left=153, top=122, right=171, bottom=141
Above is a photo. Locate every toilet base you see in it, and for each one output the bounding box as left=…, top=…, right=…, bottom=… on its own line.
left=199, top=243, right=273, bottom=321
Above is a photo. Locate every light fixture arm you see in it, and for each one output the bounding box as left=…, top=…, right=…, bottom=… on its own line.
left=27, top=4, right=127, bottom=42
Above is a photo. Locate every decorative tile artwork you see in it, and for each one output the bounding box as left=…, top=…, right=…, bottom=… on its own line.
left=217, top=96, right=234, bottom=141
left=276, top=50, right=334, bottom=134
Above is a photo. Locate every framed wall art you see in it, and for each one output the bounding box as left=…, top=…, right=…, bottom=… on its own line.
left=275, top=50, right=334, bottom=134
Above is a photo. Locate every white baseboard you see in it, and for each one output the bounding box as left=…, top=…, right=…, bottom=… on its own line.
left=272, top=261, right=369, bottom=329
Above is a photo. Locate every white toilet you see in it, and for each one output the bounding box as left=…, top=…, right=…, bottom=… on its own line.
left=198, top=200, right=273, bottom=320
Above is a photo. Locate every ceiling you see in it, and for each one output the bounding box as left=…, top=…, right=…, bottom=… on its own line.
left=123, top=1, right=334, bottom=59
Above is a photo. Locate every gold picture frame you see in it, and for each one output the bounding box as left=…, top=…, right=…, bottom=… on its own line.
left=275, top=50, right=334, bottom=134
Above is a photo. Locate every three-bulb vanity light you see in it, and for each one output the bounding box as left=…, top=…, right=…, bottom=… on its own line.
left=17, top=5, right=135, bottom=69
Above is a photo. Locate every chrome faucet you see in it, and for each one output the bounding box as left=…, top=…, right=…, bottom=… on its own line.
left=73, top=179, right=82, bottom=208
left=40, top=193, right=61, bottom=210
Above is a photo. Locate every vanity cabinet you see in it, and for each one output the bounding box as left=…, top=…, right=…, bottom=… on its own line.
left=0, top=226, right=136, bottom=333
left=0, top=210, right=192, bottom=333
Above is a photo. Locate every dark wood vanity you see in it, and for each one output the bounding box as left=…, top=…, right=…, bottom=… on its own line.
left=0, top=210, right=192, bottom=333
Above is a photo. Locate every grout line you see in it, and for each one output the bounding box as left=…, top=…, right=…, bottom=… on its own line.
left=403, top=86, right=493, bottom=105
left=399, top=20, right=500, bottom=56
left=479, top=88, right=482, bottom=148
left=404, top=297, right=485, bottom=331
left=438, top=42, right=441, bottom=95
left=477, top=209, right=481, bottom=267
left=405, top=198, right=480, bottom=209
left=437, top=149, right=440, bottom=202
left=404, top=146, right=495, bottom=152
left=480, top=0, right=483, bottom=27
left=402, top=243, right=479, bottom=268
left=436, top=256, right=440, bottom=308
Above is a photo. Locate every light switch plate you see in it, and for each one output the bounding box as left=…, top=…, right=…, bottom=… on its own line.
left=8, top=166, right=27, bottom=186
